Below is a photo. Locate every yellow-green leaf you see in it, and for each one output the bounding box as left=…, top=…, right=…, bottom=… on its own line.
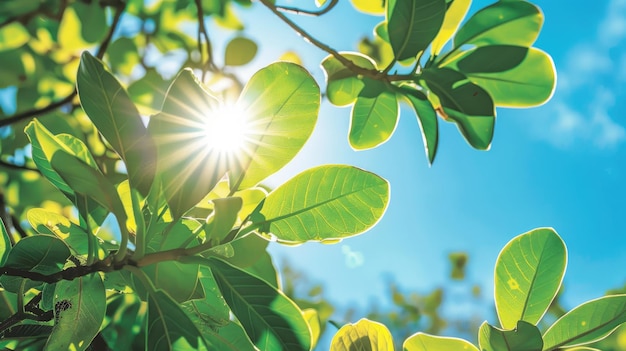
left=431, top=0, right=472, bottom=55
left=403, top=332, right=478, bottom=351
left=330, top=318, right=393, bottom=351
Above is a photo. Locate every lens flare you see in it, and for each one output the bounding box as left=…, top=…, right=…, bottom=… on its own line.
left=203, top=103, right=250, bottom=155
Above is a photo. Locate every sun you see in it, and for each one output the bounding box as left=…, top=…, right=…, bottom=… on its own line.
left=203, top=103, right=250, bottom=155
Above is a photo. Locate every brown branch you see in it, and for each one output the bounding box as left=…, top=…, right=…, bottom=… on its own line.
left=193, top=0, right=216, bottom=80
left=275, top=0, right=338, bottom=16
left=0, top=2, right=125, bottom=128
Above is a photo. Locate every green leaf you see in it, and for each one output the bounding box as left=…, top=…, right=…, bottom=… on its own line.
left=44, top=274, right=106, bottom=351
left=242, top=251, right=279, bottom=288
left=202, top=257, right=312, bottom=351
left=387, top=0, right=446, bottom=61
left=453, top=1, right=543, bottom=48
left=107, top=37, right=140, bottom=75
left=430, top=0, right=472, bottom=55
left=234, top=62, right=320, bottom=189
left=27, top=208, right=91, bottom=255
left=206, top=197, right=243, bottom=243
left=495, top=228, right=566, bottom=329
left=25, top=120, right=108, bottom=227
left=215, top=322, right=257, bottom=351
left=252, top=165, right=389, bottom=244
left=149, top=69, right=226, bottom=219
left=350, top=0, right=385, bottom=15
left=146, top=289, right=207, bottom=351
left=401, top=87, right=438, bottom=164
left=303, top=309, right=321, bottom=350
left=74, top=1, right=107, bottom=43
left=330, top=318, right=393, bottom=351
left=542, top=295, right=626, bottom=350
left=321, top=52, right=377, bottom=107
left=452, top=46, right=556, bottom=107
left=403, top=332, right=479, bottom=351
left=183, top=266, right=230, bottom=328
left=224, top=37, right=258, bottom=66
left=50, top=151, right=127, bottom=223
left=478, top=321, right=543, bottom=351
left=349, top=79, right=399, bottom=150
left=0, top=218, right=10, bottom=266
left=220, top=232, right=269, bottom=268
left=144, top=261, right=201, bottom=304
left=421, top=67, right=494, bottom=149
left=0, top=235, right=70, bottom=292
left=77, top=51, right=156, bottom=196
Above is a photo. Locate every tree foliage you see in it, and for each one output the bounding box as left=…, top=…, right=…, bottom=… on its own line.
left=0, top=0, right=620, bottom=350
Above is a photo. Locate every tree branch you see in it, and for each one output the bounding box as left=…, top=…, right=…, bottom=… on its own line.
left=0, top=2, right=125, bottom=128
left=194, top=0, right=216, bottom=81
left=0, top=159, right=40, bottom=173
left=275, top=0, right=338, bottom=16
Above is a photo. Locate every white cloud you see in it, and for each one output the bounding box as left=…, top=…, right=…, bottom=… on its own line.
left=536, top=0, right=626, bottom=149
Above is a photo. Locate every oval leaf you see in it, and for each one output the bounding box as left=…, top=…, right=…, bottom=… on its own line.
left=478, top=321, right=543, bottom=351
left=234, top=62, right=320, bottom=189
left=330, top=318, right=393, bottom=351
left=148, top=69, right=226, bottom=219
left=350, top=0, right=385, bottom=15
left=0, top=218, right=10, bottom=266
left=224, top=37, right=258, bottom=66
left=252, top=165, right=389, bottom=244
left=77, top=51, right=156, bottom=196
left=44, top=274, right=106, bottom=351
left=403, top=332, right=479, bottom=351
left=542, top=295, right=626, bottom=350
left=387, top=0, right=446, bottom=61
left=454, top=47, right=556, bottom=107
left=202, top=257, right=312, bottom=351
left=321, top=52, right=377, bottom=107
left=349, top=79, right=399, bottom=150
left=453, top=1, right=543, bottom=48
left=495, top=228, right=566, bottom=329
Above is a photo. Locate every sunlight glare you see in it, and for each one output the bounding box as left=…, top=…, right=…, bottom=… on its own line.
left=203, top=103, right=250, bottom=154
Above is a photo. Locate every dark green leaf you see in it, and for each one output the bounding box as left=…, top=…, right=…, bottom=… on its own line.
left=0, top=218, right=10, bottom=266
left=401, top=87, right=438, bottom=164
left=224, top=37, right=258, bottom=66
left=45, top=274, right=107, bottom=351
left=453, top=1, right=543, bottom=48
left=387, top=0, right=446, bottom=60
left=349, top=79, right=398, bottom=150
left=198, top=257, right=311, bottom=351
left=542, top=295, right=626, bottom=350
left=0, top=235, right=70, bottom=292
left=146, top=289, right=207, bottom=351
left=478, top=321, right=543, bottom=351
left=321, top=52, right=377, bottom=107
left=456, top=45, right=529, bottom=73
left=422, top=67, right=494, bottom=149
left=77, top=51, right=156, bottom=196
left=252, top=165, right=389, bottom=244
left=495, top=228, right=566, bottom=329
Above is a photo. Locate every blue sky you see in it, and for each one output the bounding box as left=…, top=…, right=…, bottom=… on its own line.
left=221, top=0, right=626, bottom=321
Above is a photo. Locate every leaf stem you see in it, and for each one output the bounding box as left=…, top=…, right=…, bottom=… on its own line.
left=275, top=0, right=338, bottom=16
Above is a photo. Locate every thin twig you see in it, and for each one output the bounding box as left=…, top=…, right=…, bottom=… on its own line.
left=259, top=0, right=385, bottom=79
left=275, top=0, right=338, bottom=16
left=0, top=2, right=125, bottom=128
left=193, top=0, right=215, bottom=80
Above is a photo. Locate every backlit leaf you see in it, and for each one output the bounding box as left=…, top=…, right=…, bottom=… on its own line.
left=387, top=0, right=446, bottom=60
left=77, top=51, right=156, bottom=196
left=252, top=165, right=389, bottom=244
left=224, top=37, right=258, bottom=66
left=495, top=228, right=566, bottom=329
left=542, top=295, right=626, bottom=350
left=349, top=79, right=399, bottom=150
left=27, top=208, right=91, bottom=255
left=234, top=62, right=320, bottom=189
left=0, top=22, right=30, bottom=51
left=44, top=274, right=106, bottom=351
left=0, top=218, right=10, bottom=265
left=431, top=0, right=472, bottom=55
left=330, top=318, right=393, bottom=351
left=321, top=52, right=377, bottom=107
left=403, top=332, right=479, bottom=351
left=148, top=69, right=225, bottom=219
left=478, top=321, right=543, bottom=351
left=453, top=0, right=543, bottom=48
left=350, top=0, right=385, bottom=15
